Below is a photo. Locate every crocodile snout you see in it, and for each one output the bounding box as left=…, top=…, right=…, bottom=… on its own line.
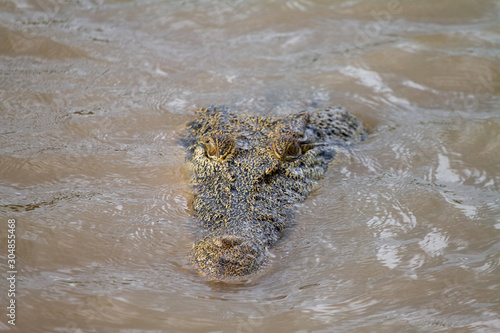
left=190, top=234, right=267, bottom=281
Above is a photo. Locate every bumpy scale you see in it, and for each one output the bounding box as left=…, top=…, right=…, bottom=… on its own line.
left=181, top=106, right=364, bottom=281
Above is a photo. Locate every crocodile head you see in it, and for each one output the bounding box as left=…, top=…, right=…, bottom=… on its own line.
left=182, top=106, right=363, bottom=281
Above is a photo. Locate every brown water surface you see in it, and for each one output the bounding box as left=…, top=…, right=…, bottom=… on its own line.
left=1, top=1, right=499, bottom=332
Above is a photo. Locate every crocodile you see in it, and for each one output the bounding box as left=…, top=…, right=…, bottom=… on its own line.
left=181, top=105, right=364, bottom=281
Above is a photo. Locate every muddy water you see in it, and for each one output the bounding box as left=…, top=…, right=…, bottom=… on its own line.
left=1, top=0, right=499, bottom=332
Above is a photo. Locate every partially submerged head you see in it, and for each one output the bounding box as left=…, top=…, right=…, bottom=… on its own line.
left=183, top=106, right=364, bottom=281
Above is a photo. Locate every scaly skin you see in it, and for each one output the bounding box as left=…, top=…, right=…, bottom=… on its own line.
left=181, top=106, right=364, bottom=281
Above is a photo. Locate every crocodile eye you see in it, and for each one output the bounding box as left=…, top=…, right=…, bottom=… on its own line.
left=272, top=136, right=303, bottom=161
left=201, top=132, right=235, bottom=160
left=202, top=137, right=218, bottom=158
left=286, top=141, right=301, bottom=158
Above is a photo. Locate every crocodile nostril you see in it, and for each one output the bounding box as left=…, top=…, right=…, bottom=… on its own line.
left=215, top=235, right=243, bottom=248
